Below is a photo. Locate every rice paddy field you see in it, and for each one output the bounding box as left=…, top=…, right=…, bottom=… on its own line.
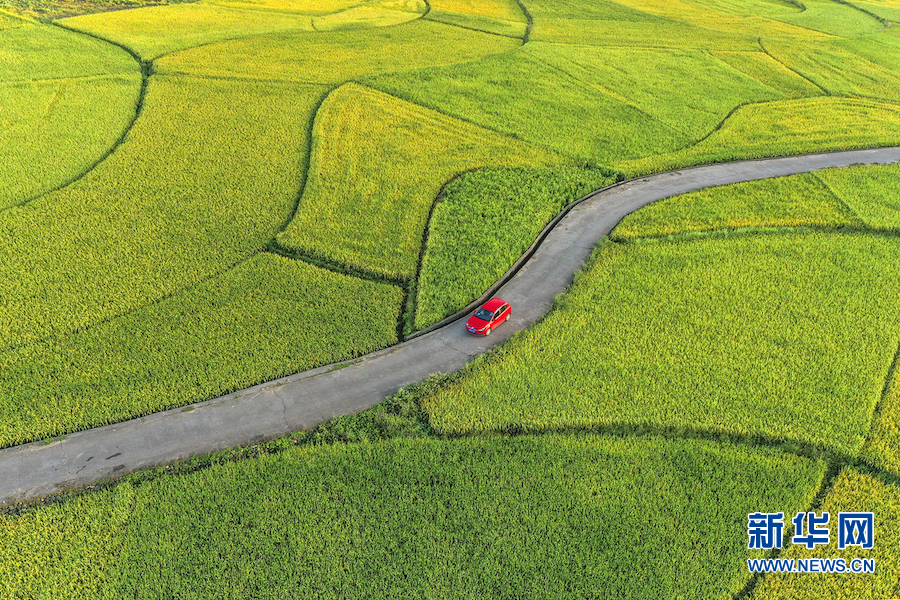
left=4, top=0, right=900, bottom=595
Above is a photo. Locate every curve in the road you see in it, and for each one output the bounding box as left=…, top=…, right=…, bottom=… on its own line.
left=3, top=146, right=900, bottom=506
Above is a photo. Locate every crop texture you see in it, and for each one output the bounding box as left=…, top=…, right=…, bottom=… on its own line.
left=1, top=76, right=140, bottom=208
left=423, top=233, right=900, bottom=454
left=816, top=162, right=900, bottom=230
left=0, top=76, right=322, bottom=350
left=61, top=2, right=314, bottom=59
left=365, top=42, right=783, bottom=164
left=620, top=97, right=900, bottom=175
left=611, top=173, right=855, bottom=240
left=415, top=166, right=617, bottom=329
left=155, top=19, right=520, bottom=84
left=5, top=0, right=900, bottom=596
left=752, top=469, right=900, bottom=599
left=0, top=436, right=824, bottom=599
left=0, top=254, right=402, bottom=448
left=277, top=83, right=564, bottom=280
left=0, top=20, right=141, bottom=207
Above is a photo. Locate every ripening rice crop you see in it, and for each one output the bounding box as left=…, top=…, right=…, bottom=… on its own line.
left=0, top=11, right=21, bottom=28
left=527, top=43, right=782, bottom=136
left=854, top=0, right=900, bottom=22
left=429, top=0, right=523, bottom=21
left=415, top=166, right=617, bottom=329
left=276, top=83, right=565, bottom=280
left=816, top=162, right=900, bottom=231
left=587, top=0, right=796, bottom=21
left=0, top=76, right=324, bottom=350
left=0, top=75, right=141, bottom=209
left=0, top=20, right=141, bottom=208
left=365, top=42, right=785, bottom=163
left=310, top=0, right=426, bottom=31
left=60, top=2, right=317, bottom=60
left=0, top=484, right=134, bottom=600
left=422, top=233, right=900, bottom=455
left=425, top=0, right=526, bottom=37
left=0, top=254, right=403, bottom=449
left=764, top=38, right=900, bottom=99
left=521, top=0, right=764, bottom=48
left=619, top=97, right=900, bottom=175
left=210, top=0, right=364, bottom=13
left=710, top=51, right=823, bottom=99
left=0, top=20, right=136, bottom=81
left=0, top=435, right=825, bottom=598
left=532, top=18, right=755, bottom=49
left=751, top=469, right=900, bottom=600
left=424, top=9, right=527, bottom=37
left=155, top=19, right=519, bottom=84
left=773, top=0, right=884, bottom=37
left=610, top=173, right=854, bottom=240
left=862, top=360, right=900, bottom=476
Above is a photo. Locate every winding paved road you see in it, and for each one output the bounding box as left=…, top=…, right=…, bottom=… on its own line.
left=3, top=147, right=900, bottom=506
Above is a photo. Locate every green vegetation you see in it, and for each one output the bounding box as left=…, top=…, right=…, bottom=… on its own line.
left=61, top=2, right=316, bottom=59
left=310, top=0, right=426, bottom=31
left=764, top=39, right=900, bottom=99
left=425, top=0, right=526, bottom=36
left=0, top=19, right=136, bottom=80
left=0, top=485, right=134, bottom=600
left=854, top=0, right=900, bottom=22
left=752, top=469, right=900, bottom=600
left=429, top=0, right=523, bottom=20
left=620, top=98, right=900, bottom=175
left=862, top=356, right=900, bottom=476
left=0, top=76, right=140, bottom=209
left=773, top=0, right=884, bottom=37
left=423, top=233, right=900, bottom=454
left=0, top=0, right=192, bottom=20
left=276, top=83, right=564, bottom=280
left=61, top=0, right=433, bottom=60
left=0, top=76, right=322, bottom=350
left=522, top=0, right=771, bottom=48
left=817, top=162, right=900, bottom=230
left=0, top=18, right=141, bottom=207
left=416, top=166, right=618, bottom=329
left=611, top=163, right=900, bottom=240
left=611, top=173, right=855, bottom=240
left=424, top=9, right=526, bottom=38
left=0, top=434, right=825, bottom=599
left=6, top=0, right=900, bottom=595
left=0, top=254, right=402, bottom=449
left=155, top=19, right=520, bottom=83
left=0, top=11, right=22, bottom=27
left=365, top=42, right=785, bottom=164
left=710, top=51, right=822, bottom=99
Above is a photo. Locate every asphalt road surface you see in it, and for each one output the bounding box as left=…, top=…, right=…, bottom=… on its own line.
left=3, top=147, right=900, bottom=506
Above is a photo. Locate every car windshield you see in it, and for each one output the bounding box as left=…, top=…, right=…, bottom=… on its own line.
left=474, top=307, right=494, bottom=320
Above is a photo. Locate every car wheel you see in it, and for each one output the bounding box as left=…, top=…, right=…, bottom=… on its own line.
left=485, top=327, right=492, bottom=336
left=505, top=313, right=510, bottom=322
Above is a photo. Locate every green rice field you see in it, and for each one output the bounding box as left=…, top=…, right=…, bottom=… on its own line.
left=4, top=0, right=900, bottom=595
left=276, top=83, right=566, bottom=281
left=0, top=435, right=825, bottom=599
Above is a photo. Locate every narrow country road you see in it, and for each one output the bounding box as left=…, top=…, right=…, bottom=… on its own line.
left=3, top=147, right=900, bottom=506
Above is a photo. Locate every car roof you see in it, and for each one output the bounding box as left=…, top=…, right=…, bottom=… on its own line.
left=481, top=297, right=507, bottom=311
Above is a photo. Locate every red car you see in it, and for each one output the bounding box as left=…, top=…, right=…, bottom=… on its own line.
left=466, top=298, right=511, bottom=336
